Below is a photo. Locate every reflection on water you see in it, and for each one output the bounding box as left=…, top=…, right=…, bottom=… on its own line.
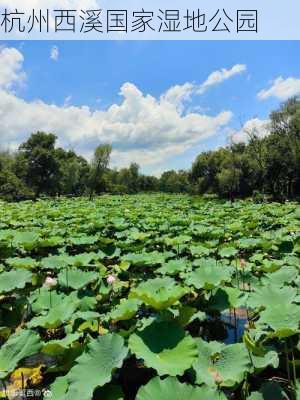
left=221, top=310, right=248, bottom=344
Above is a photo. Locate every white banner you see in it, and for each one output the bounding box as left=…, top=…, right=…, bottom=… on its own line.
left=0, top=0, right=299, bottom=40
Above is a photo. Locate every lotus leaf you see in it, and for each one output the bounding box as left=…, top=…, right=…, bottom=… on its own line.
left=110, top=298, right=141, bottom=322
left=186, top=265, right=232, bottom=290
left=130, top=277, right=188, bottom=310
left=0, top=269, right=32, bottom=294
left=0, top=330, right=42, bottom=379
left=128, top=320, right=198, bottom=376
left=193, top=339, right=250, bottom=387
left=56, top=333, right=128, bottom=400
left=136, top=376, right=227, bottom=400
left=58, top=268, right=98, bottom=290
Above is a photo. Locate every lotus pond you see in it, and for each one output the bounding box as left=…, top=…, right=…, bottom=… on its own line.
left=0, top=194, right=299, bottom=399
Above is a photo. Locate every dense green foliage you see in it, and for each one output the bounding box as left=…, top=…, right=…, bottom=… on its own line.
left=0, top=195, right=299, bottom=399
left=1, top=98, right=299, bottom=201
left=191, top=98, right=300, bottom=200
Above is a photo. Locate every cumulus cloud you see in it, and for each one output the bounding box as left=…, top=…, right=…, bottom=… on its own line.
left=198, top=64, right=247, bottom=94
left=50, top=46, right=59, bottom=61
left=229, top=118, right=270, bottom=144
left=0, top=47, right=234, bottom=170
left=0, top=47, right=26, bottom=89
left=161, top=83, right=194, bottom=111
left=257, top=77, right=300, bottom=101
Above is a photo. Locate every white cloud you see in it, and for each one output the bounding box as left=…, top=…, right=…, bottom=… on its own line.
left=161, top=83, right=194, bottom=111
left=50, top=46, right=59, bottom=61
left=0, top=83, right=232, bottom=168
left=0, top=47, right=234, bottom=170
left=198, top=64, right=247, bottom=94
left=258, top=77, right=300, bottom=101
left=230, top=118, right=270, bottom=144
left=0, top=47, right=26, bottom=89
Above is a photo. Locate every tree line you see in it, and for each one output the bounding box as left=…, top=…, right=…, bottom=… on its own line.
left=0, top=98, right=299, bottom=201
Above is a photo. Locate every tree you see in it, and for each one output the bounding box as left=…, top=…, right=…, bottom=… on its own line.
left=89, top=144, right=112, bottom=200
left=55, top=149, right=90, bottom=196
left=17, top=132, right=60, bottom=198
left=269, top=98, right=300, bottom=197
left=216, top=168, right=241, bottom=200
left=0, top=169, right=33, bottom=201
left=160, top=170, right=190, bottom=193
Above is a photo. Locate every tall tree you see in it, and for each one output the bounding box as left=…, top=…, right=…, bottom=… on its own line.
left=17, top=132, right=60, bottom=198
left=89, top=144, right=112, bottom=200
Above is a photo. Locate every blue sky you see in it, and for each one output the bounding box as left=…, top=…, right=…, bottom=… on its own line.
left=1, top=40, right=300, bottom=174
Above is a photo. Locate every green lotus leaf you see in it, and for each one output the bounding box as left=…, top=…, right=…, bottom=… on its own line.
left=58, top=268, right=98, bottom=290
left=69, top=291, right=97, bottom=311
left=238, top=238, right=261, bottom=250
left=129, top=230, right=150, bottom=242
left=128, top=320, right=198, bottom=376
left=247, top=285, right=297, bottom=310
left=0, top=269, right=32, bottom=294
left=110, top=298, right=141, bottom=322
left=260, top=259, right=284, bottom=273
left=72, top=311, right=101, bottom=321
left=186, top=265, right=232, bottom=290
left=193, top=339, right=250, bottom=387
left=13, top=231, right=40, bottom=250
left=69, top=252, right=97, bottom=267
left=130, top=277, right=188, bottom=310
left=50, top=376, right=69, bottom=398
left=122, top=251, right=168, bottom=267
left=69, top=234, right=99, bottom=246
left=191, top=225, right=211, bottom=238
left=42, top=333, right=82, bottom=356
left=56, top=333, right=128, bottom=400
left=262, top=266, right=298, bottom=287
left=6, top=257, right=38, bottom=270
left=30, top=288, right=66, bottom=313
left=39, top=236, right=64, bottom=248
left=40, top=254, right=71, bottom=270
left=257, top=303, right=300, bottom=337
left=190, top=245, right=211, bottom=257
left=27, top=295, right=79, bottom=329
left=251, top=350, right=279, bottom=371
left=157, top=259, right=189, bottom=276
left=136, top=376, right=227, bottom=400
left=0, top=330, right=42, bottom=378
left=164, top=234, right=192, bottom=246
left=218, top=246, right=239, bottom=258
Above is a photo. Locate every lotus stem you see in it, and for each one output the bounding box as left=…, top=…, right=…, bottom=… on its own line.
left=66, top=267, right=69, bottom=289
left=233, top=307, right=237, bottom=343
left=21, top=371, right=24, bottom=390
left=235, top=258, right=240, bottom=288
left=289, top=338, right=297, bottom=383
left=246, top=348, right=254, bottom=368
left=3, top=380, right=7, bottom=399
left=284, top=341, right=291, bottom=384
